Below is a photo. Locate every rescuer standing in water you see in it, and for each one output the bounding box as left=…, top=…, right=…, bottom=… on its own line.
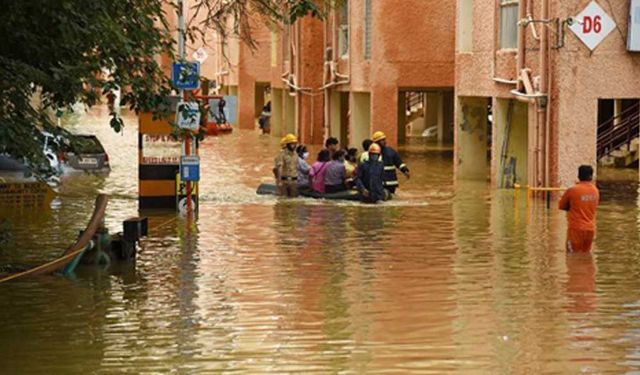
left=371, top=131, right=410, bottom=194
left=273, top=134, right=300, bottom=197
left=559, top=165, right=600, bottom=252
left=356, top=143, right=387, bottom=204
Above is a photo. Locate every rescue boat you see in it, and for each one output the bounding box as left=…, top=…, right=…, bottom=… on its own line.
left=256, top=183, right=361, bottom=201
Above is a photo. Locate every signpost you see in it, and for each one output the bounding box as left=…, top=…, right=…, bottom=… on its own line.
left=176, top=101, right=201, bottom=130
left=569, top=1, right=616, bottom=51
left=172, top=62, right=200, bottom=90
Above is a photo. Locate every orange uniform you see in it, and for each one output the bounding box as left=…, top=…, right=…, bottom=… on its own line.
left=559, top=182, right=600, bottom=252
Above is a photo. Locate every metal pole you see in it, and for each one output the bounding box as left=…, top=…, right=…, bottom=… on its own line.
left=177, top=0, right=193, bottom=216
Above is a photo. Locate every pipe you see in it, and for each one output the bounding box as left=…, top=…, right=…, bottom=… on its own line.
left=539, top=0, right=549, bottom=188
left=526, top=0, right=541, bottom=41
left=516, top=0, right=526, bottom=92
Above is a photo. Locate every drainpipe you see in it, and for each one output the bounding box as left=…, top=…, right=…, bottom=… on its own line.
left=516, top=0, right=527, bottom=92
left=538, top=0, right=549, bottom=188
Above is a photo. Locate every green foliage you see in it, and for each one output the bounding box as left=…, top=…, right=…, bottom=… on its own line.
left=0, top=0, right=326, bottom=175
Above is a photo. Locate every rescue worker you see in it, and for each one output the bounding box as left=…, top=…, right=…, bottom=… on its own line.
left=371, top=131, right=410, bottom=194
left=356, top=143, right=387, bottom=204
left=559, top=165, right=600, bottom=253
left=273, top=133, right=300, bottom=197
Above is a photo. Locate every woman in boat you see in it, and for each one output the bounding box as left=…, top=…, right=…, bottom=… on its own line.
left=296, top=145, right=311, bottom=192
left=325, top=150, right=347, bottom=194
left=344, top=148, right=358, bottom=188
left=309, top=149, right=331, bottom=194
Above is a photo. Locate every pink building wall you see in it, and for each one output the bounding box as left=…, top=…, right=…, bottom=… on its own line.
left=456, top=0, right=640, bottom=187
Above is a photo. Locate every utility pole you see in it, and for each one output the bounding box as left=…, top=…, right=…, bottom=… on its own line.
left=177, top=0, right=194, bottom=216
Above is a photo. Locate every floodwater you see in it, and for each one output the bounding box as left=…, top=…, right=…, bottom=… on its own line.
left=1, top=106, right=639, bottom=374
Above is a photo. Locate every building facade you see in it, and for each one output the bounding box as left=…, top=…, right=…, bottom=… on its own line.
left=456, top=0, right=640, bottom=188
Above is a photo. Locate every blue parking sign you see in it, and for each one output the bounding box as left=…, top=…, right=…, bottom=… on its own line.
left=180, top=156, right=200, bottom=182
left=172, top=62, right=200, bottom=90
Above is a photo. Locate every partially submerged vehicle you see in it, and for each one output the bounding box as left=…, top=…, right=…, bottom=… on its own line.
left=256, top=183, right=362, bottom=201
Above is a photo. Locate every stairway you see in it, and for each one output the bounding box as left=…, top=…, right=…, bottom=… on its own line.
left=597, top=103, right=640, bottom=168
left=405, top=92, right=425, bottom=124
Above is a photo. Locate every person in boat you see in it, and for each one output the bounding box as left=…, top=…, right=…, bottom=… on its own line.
left=359, top=139, right=373, bottom=164
left=356, top=143, right=387, bottom=204
left=372, top=131, right=410, bottom=194
left=273, top=133, right=299, bottom=197
left=296, top=145, right=311, bottom=191
left=309, top=149, right=331, bottom=194
left=325, top=137, right=340, bottom=157
left=217, top=97, right=227, bottom=124
left=344, top=148, right=358, bottom=188
left=325, top=150, right=348, bottom=194
left=559, top=165, right=600, bottom=253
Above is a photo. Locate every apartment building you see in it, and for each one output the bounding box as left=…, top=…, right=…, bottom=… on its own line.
left=456, top=0, right=640, bottom=188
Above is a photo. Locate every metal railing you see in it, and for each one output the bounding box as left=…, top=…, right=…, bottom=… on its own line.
left=405, top=92, right=424, bottom=113
left=597, top=102, right=640, bottom=160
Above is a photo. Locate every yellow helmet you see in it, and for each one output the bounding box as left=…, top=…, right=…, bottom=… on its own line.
left=283, top=133, right=298, bottom=144
left=372, top=131, right=386, bottom=142
left=368, top=143, right=381, bottom=154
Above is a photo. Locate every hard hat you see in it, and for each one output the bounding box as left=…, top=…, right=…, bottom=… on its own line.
left=372, top=131, right=386, bottom=142
left=283, top=133, right=298, bottom=144
left=368, top=143, right=381, bottom=154
left=280, top=137, right=287, bottom=148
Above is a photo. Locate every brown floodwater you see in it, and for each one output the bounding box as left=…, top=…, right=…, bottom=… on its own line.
left=1, top=106, right=639, bottom=374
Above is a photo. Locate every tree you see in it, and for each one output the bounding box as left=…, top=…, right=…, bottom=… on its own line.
left=0, top=0, right=329, bottom=175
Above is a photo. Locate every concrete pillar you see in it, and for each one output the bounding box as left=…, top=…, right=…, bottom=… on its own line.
left=456, top=97, right=489, bottom=181
left=442, top=91, right=455, bottom=144
left=397, top=92, right=407, bottom=144
left=426, top=92, right=440, bottom=139
left=271, top=88, right=284, bottom=137
left=352, top=92, right=371, bottom=150
left=284, top=93, right=296, bottom=135
left=494, top=99, right=528, bottom=187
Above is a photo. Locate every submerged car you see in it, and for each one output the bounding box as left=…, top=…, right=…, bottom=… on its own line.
left=60, top=134, right=110, bottom=172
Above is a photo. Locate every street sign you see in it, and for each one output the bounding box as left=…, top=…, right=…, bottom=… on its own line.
left=176, top=101, right=201, bottom=130
left=180, top=155, right=200, bottom=182
left=192, top=48, right=209, bottom=63
left=569, top=1, right=616, bottom=51
left=172, top=61, right=200, bottom=90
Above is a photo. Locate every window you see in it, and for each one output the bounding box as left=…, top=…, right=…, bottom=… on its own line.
left=458, top=0, right=473, bottom=52
left=500, top=0, right=519, bottom=49
left=364, top=0, right=372, bottom=59
left=338, top=1, right=349, bottom=57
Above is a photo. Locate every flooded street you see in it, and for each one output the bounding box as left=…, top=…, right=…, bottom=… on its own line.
left=1, top=106, right=640, bottom=374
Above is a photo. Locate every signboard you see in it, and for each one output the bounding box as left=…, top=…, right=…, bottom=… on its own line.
left=192, top=48, right=209, bottom=63
left=180, top=155, right=200, bottom=182
left=208, top=96, right=238, bottom=125
left=628, top=0, right=640, bottom=51
left=569, top=1, right=616, bottom=51
left=172, top=62, right=200, bottom=90
left=176, top=101, right=201, bottom=130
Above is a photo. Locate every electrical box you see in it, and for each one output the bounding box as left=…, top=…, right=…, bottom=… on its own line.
left=180, top=155, right=200, bottom=182
left=628, top=0, right=640, bottom=51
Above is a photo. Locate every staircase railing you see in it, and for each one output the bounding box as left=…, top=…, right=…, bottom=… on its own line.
left=405, top=92, right=424, bottom=113
left=597, top=102, right=640, bottom=160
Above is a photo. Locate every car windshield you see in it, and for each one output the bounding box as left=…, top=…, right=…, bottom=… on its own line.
left=70, top=136, right=105, bottom=154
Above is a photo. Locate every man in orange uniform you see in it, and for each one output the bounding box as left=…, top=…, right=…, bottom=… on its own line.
left=558, top=165, right=600, bottom=252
